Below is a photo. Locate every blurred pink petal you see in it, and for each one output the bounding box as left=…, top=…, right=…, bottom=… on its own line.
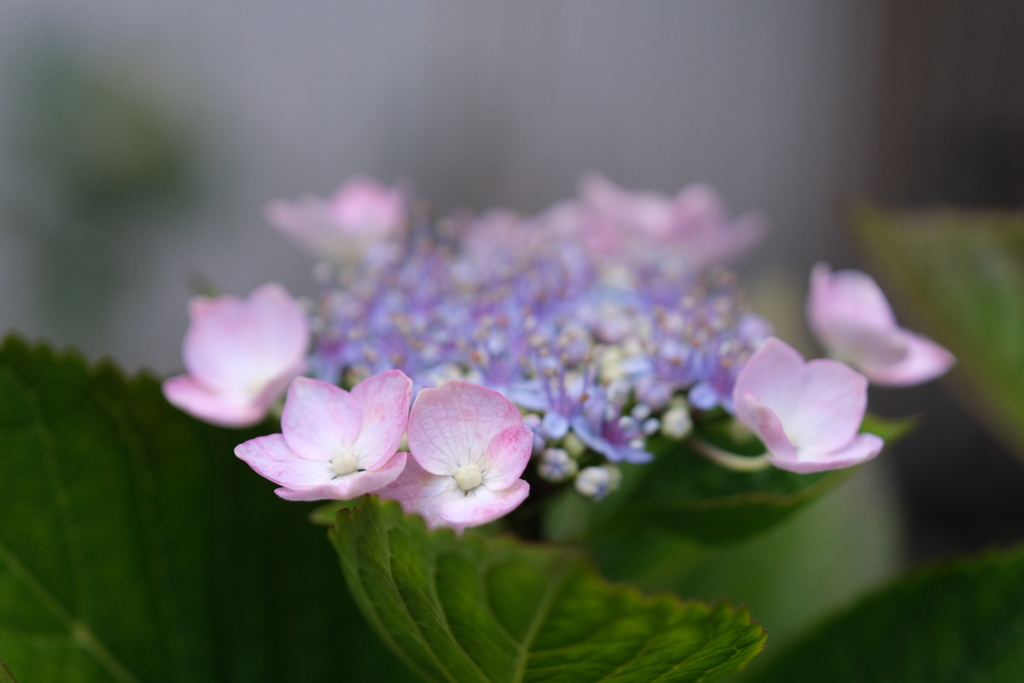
left=234, top=371, right=413, bottom=501
left=733, top=337, right=883, bottom=473
left=807, top=263, right=955, bottom=386
left=266, top=176, right=406, bottom=263
left=579, top=173, right=765, bottom=269
left=774, top=433, right=885, bottom=475
left=858, top=331, right=957, bottom=387
left=163, top=283, right=309, bottom=427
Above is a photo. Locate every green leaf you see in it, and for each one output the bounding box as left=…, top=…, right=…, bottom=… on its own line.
left=748, top=546, right=1024, bottom=682
left=0, top=337, right=415, bottom=682
left=330, top=496, right=767, bottom=683
left=851, top=203, right=1024, bottom=456
left=0, top=661, right=18, bottom=683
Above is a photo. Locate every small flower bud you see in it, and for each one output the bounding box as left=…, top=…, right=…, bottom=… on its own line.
left=631, top=403, right=652, bottom=421
left=538, top=448, right=577, bottom=482
left=575, top=465, right=621, bottom=501
left=642, top=417, right=660, bottom=435
left=661, top=404, right=692, bottom=440
left=562, top=431, right=587, bottom=458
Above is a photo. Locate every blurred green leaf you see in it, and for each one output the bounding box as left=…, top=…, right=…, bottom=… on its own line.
left=585, top=432, right=844, bottom=548
left=748, top=546, right=1024, bottom=682
left=330, top=496, right=767, bottom=683
left=0, top=662, right=18, bottom=683
left=582, top=414, right=912, bottom=599
left=851, top=204, right=1024, bottom=456
left=0, top=337, right=414, bottom=682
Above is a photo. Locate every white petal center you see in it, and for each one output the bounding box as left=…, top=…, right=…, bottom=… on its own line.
left=453, top=464, right=483, bottom=491
left=332, top=449, right=359, bottom=476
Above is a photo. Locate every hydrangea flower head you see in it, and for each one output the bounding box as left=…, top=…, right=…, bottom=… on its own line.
left=732, top=337, right=884, bottom=473
left=235, top=371, right=413, bottom=500
left=163, top=283, right=309, bottom=427
left=265, top=176, right=407, bottom=264
left=379, top=379, right=532, bottom=530
left=807, top=263, right=955, bottom=386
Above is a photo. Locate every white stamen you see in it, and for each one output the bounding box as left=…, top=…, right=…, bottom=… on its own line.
left=332, top=450, right=359, bottom=476
left=453, top=464, right=483, bottom=491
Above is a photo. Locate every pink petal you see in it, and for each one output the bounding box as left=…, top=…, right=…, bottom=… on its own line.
left=349, top=370, right=414, bottom=470
left=769, top=433, right=884, bottom=474
left=275, top=452, right=408, bottom=501
left=162, top=375, right=265, bottom=427
left=787, top=358, right=869, bottom=453
left=281, top=377, right=362, bottom=461
left=859, top=330, right=956, bottom=387
left=808, top=264, right=897, bottom=343
left=481, top=425, right=533, bottom=491
left=439, top=479, right=530, bottom=527
left=735, top=391, right=797, bottom=461
left=407, top=380, right=523, bottom=476
left=183, top=283, right=309, bottom=394
left=235, top=434, right=332, bottom=488
left=819, top=323, right=909, bottom=368
left=376, top=456, right=461, bottom=530
left=329, top=177, right=405, bottom=235
left=732, top=338, right=806, bottom=424
left=672, top=183, right=728, bottom=233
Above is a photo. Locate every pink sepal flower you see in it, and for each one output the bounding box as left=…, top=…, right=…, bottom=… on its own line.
left=580, top=174, right=765, bottom=269
left=378, top=379, right=532, bottom=531
left=265, top=176, right=407, bottom=263
left=732, top=337, right=884, bottom=474
left=235, top=371, right=413, bottom=500
left=808, top=263, right=955, bottom=386
left=163, top=283, right=309, bottom=427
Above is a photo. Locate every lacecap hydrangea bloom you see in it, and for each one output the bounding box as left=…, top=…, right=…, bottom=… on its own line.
left=168, top=174, right=953, bottom=531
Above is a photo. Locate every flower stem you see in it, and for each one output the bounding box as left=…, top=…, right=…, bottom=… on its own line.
left=688, top=437, right=771, bottom=472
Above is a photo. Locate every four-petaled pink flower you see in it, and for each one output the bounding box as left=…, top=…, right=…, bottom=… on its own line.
left=580, top=173, right=766, bottom=269
left=379, top=379, right=532, bottom=531
left=807, top=263, right=956, bottom=387
left=732, top=337, right=884, bottom=474
left=265, top=176, right=407, bottom=264
left=235, top=371, right=413, bottom=501
left=163, top=283, right=309, bottom=427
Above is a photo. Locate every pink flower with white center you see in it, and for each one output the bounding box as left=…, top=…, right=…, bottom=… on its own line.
left=808, top=263, right=956, bottom=386
left=378, top=379, right=532, bottom=531
left=579, top=174, right=765, bottom=269
left=265, top=176, right=407, bottom=264
left=163, top=283, right=309, bottom=427
left=235, top=371, right=412, bottom=501
left=732, top=337, right=884, bottom=474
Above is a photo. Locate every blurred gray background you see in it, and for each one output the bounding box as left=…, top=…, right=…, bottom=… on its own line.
left=1, top=0, right=1023, bottom=571
left=0, top=0, right=884, bottom=371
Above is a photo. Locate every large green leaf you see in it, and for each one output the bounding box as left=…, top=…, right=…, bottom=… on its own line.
left=330, top=496, right=767, bottom=683
left=851, top=204, right=1024, bottom=456
left=0, top=337, right=414, bottom=682
left=748, top=546, right=1024, bottom=682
